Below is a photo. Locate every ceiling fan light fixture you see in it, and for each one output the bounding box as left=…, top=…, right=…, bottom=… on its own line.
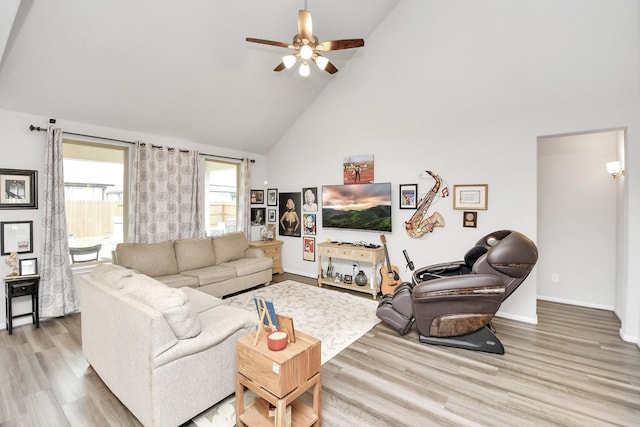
left=282, top=54, right=297, bottom=69
left=300, top=44, right=313, bottom=60
left=299, top=61, right=310, bottom=77
left=314, top=55, right=329, bottom=70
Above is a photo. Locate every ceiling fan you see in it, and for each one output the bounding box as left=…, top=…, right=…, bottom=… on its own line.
left=245, top=7, right=365, bottom=77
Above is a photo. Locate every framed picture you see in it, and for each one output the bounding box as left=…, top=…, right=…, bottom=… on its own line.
left=276, top=314, right=296, bottom=342
left=267, top=188, right=278, bottom=206
left=19, top=258, right=38, bottom=276
left=250, top=190, right=264, bottom=204
left=302, top=187, right=318, bottom=212
left=303, top=213, right=316, bottom=235
left=268, top=209, right=277, bottom=222
left=251, top=207, right=265, bottom=225
left=399, top=184, right=418, bottom=209
left=278, top=192, right=301, bottom=237
left=0, top=169, right=38, bottom=209
left=463, top=211, right=478, bottom=228
left=303, top=237, right=315, bottom=261
left=453, top=184, right=488, bottom=210
left=1, top=221, right=34, bottom=255
left=266, top=224, right=276, bottom=240
left=343, top=154, right=374, bottom=185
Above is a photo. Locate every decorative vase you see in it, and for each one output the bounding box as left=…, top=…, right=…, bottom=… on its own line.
left=355, top=270, right=368, bottom=286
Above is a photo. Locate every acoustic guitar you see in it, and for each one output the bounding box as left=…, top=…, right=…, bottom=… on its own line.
left=380, top=235, right=402, bottom=295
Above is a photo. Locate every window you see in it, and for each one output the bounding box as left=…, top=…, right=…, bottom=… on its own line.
left=204, top=159, right=239, bottom=236
left=63, top=140, right=128, bottom=262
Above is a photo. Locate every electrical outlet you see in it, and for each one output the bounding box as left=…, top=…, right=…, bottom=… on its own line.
left=551, top=273, right=560, bottom=283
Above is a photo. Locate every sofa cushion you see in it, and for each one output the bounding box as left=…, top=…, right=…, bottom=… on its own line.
left=213, top=232, right=249, bottom=265
left=115, top=240, right=179, bottom=277
left=181, top=265, right=237, bottom=286
left=156, top=274, right=199, bottom=288
left=174, top=238, right=216, bottom=272
left=125, top=274, right=202, bottom=339
left=219, top=257, right=273, bottom=276
left=90, top=264, right=136, bottom=289
left=180, top=287, right=224, bottom=313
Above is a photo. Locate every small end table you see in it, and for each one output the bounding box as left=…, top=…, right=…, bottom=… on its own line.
left=236, top=330, right=321, bottom=426
left=4, top=275, right=40, bottom=335
left=249, top=240, right=284, bottom=275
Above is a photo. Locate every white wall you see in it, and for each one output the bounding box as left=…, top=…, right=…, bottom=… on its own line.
left=537, top=131, right=619, bottom=309
left=265, top=0, right=640, bottom=335
left=0, top=108, right=267, bottom=330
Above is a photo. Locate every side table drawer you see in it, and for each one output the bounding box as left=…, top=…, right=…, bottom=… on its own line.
left=318, top=246, right=336, bottom=257
left=262, top=246, right=280, bottom=257
left=353, top=249, right=373, bottom=261
left=9, top=282, right=37, bottom=297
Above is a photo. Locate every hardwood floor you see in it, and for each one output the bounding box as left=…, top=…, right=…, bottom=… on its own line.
left=1, top=273, right=638, bottom=426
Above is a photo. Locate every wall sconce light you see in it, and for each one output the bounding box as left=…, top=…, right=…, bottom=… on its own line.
left=606, top=161, right=624, bottom=178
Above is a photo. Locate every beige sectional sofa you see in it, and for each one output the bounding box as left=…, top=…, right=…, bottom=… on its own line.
left=80, top=263, right=258, bottom=427
left=113, top=232, right=273, bottom=298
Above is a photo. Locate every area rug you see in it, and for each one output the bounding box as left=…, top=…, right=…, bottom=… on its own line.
left=192, top=280, right=380, bottom=426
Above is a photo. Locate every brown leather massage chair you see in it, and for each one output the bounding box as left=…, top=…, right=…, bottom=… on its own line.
left=376, top=230, right=538, bottom=354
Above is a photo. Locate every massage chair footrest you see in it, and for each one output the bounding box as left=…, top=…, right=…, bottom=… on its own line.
left=419, top=326, right=505, bottom=355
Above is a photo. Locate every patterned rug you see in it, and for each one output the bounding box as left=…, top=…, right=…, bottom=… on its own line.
left=192, top=280, right=380, bottom=426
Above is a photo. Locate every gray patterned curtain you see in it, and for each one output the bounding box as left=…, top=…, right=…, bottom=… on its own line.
left=40, top=126, right=78, bottom=318
left=129, top=142, right=203, bottom=243
left=238, top=158, right=251, bottom=238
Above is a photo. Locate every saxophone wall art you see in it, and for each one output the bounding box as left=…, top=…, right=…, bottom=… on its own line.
left=404, top=171, right=449, bottom=238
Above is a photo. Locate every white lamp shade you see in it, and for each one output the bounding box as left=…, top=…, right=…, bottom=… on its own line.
left=299, top=61, right=310, bottom=77
left=300, top=44, right=313, bottom=60
left=315, top=56, right=329, bottom=70
left=282, top=55, right=297, bottom=69
left=606, top=161, right=622, bottom=174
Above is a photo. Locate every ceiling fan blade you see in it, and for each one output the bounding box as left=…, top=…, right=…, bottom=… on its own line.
left=298, top=10, right=313, bottom=42
left=274, top=62, right=287, bottom=72
left=245, top=37, right=292, bottom=49
left=316, top=38, right=365, bottom=51
left=323, top=60, right=338, bottom=74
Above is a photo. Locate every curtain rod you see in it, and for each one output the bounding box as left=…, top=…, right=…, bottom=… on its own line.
left=28, top=124, right=252, bottom=163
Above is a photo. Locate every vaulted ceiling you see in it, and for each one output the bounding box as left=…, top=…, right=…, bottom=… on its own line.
left=0, top=0, right=400, bottom=154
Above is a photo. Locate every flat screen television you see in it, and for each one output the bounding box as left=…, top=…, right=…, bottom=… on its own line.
left=322, top=182, right=392, bottom=232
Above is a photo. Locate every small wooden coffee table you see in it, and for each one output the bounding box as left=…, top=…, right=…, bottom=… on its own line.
left=236, top=330, right=321, bottom=427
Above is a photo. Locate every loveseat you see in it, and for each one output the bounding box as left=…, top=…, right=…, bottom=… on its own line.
left=80, top=263, right=258, bottom=427
left=113, top=232, right=273, bottom=298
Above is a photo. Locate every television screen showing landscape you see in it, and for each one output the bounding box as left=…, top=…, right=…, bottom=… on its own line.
left=322, top=182, right=392, bottom=232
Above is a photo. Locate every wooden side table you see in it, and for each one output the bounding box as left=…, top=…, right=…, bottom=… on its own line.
left=236, top=330, right=321, bottom=427
left=249, top=240, right=284, bottom=274
left=4, top=275, right=40, bottom=335
left=316, top=242, right=385, bottom=299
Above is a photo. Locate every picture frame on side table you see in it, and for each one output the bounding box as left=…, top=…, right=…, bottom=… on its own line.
left=250, top=190, right=264, bottom=204
left=1, top=221, right=34, bottom=255
left=267, top=188, right=278, bottom=206
left=399, top=184, right=418, bottom=209
left=453, top=184, right=488, bottom=210
left=0, top=169, right=38, bottom=209
left=303, top=237, right=315, bottom=262
left=19, top=258, right=38, bottom=276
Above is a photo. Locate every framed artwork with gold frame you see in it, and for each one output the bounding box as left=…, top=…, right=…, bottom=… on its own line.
left=453, top=184, right=488, bottom=210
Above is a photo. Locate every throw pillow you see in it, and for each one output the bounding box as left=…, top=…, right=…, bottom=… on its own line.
left=128, top=282, right=202, bottom=339
left=212, top=232, right=249, bottom=264
left=115, top=240, right=179, bottom=277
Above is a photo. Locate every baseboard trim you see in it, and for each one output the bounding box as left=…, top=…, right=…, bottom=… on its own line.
left=537, top=295, right=615, bottom=311
left=495, top=311, right=538, bottom=325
